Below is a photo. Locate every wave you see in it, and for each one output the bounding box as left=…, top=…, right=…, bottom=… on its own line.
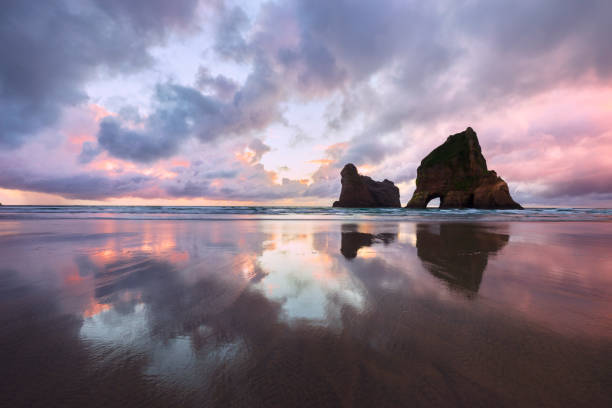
left=0, top=205, right=611, bottom=222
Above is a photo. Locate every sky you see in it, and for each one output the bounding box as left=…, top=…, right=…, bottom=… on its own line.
left=1, top=0, right=611, bottom=207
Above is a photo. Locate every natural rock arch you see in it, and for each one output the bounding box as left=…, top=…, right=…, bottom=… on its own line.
left=406, top=127, right=522, bottom=209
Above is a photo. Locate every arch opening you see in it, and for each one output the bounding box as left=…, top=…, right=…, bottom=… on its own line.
left=426, top=196, right=442, bottom=208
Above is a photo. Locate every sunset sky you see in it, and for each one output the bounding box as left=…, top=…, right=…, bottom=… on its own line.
left=1, top=0, right=611, bottom=207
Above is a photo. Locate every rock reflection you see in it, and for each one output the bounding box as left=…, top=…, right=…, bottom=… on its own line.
left=416, top=223, right=509, bottom=294
left=340, top=223, right=397, bottom=259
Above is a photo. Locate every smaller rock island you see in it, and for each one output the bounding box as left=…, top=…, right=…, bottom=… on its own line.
left=406, top=127, right=522, bottom=209
left=333, top=163, right=401, bottom=208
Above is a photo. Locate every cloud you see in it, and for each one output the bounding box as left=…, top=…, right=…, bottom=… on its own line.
left=78, top=141, right=102, bottom=164
left=0, top=0, right=202, bottom=148
left=92, top=58, right=283, bottom=162
left=161, top=139, right=340, bottom=202
left=3, top=0, right=612, bottom=204
left=164, top=162, right=307, bottom=201
left=543, top=174, right=612, bottom=199
left=291, top=0, right=612, bottom=168
left=0, top=169, right=155, bottom=200
left=247, top=138, right=271, bottom=162
left=214, top=5, right=250, bottom=61
left=340, top=139, right=402, bottom=167
left=458, top=0, right=612, bottom=78
left=93, top=0, right=201, bottom=33
left=94, top=1, right=445, bottom=163
left=195, top=67, right=239, bottom=100
left=97, top=118, right=186, bottom=163
left=93, top=0, right=440, bottom=165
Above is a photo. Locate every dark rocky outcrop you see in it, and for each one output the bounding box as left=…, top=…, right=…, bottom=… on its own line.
left=333, top=163, right=401, bottom=208
left=406, top=127, right=522, bottom=209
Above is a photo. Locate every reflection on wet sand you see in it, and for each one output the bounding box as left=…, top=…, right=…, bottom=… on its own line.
left=0, top=219, right=611, bottom=407
left=416, top=223, right=509, bottom=294
left=339, top=223, right=510, bottom=295
left=340, top=223, right=397, bottom=259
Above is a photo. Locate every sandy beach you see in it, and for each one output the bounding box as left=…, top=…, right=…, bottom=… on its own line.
left=1, top=212, right=611, bottom=407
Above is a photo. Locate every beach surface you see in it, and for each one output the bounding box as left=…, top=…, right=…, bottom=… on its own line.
left=1, top=207, right=611, bottom=407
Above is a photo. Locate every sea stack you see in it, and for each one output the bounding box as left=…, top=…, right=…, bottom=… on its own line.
left=406, top=127, right=522, bottom=209
left=333, top=163, right=401, bottom=208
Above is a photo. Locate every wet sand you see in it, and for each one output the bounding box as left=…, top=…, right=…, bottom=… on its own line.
left=1, top=218, right=611, bottom=407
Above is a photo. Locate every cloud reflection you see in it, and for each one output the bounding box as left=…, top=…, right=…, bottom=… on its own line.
left=256, top=230, right=365, bottom=323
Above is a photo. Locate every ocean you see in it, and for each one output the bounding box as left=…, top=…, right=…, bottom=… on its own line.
left=2, top=205, right=612, bottom=220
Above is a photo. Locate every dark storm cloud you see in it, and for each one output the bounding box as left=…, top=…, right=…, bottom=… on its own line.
left=165, top=180, right=212, bottom=199
left=247, top=138, right=271, bottom=162
left=0, top=169, right=154, bottom=200
left=94, top=59, right=282, bottom=162
left=0, top=0, right=201, bottom=148
left=542, top=173, right=612, bottom=199
left=98, top=118, right=186, bottom=163
left=97, top=0, right=612, bottom=167
left=214, top=6, right=250, bottom=61
left=291, top=0, right=450, bottom=84
left=243, top=0, right=451, bottom=95
left=202, top=170, right=238, bottom=179
left=77, top=141, right=102, bottom=164
left=449, top=0, right=612, bottom=105
left=165, top=177, right=306, bottom=201
left=196, top=67, right=239, bottom=100
left=91, top=1, right=452, bottom=162
left=97, top=84, right=222, bottom=162
left=458, top=0, right=612, bottom=73
left=340, top=140, right=399, bottom=167
left=93, top=0, right=201, bottom=33
left=321, top=0, right=612, bottom=169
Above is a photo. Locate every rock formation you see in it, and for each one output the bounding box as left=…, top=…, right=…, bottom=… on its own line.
left=406, top=127, right=522, bottom=209
left=333, top=163, right=401, bottom=208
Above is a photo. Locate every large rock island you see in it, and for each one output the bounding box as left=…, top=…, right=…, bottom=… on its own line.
left=333, top=163, right=401, bottom=208
left=406, top=127, right=522, bottom=209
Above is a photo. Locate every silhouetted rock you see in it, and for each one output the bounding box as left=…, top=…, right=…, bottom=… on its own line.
left=416, top=223, right=509, bottom=294
left=333, top=163, right=401, bottom=208
left=406, top=128, right=522, bottom=209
